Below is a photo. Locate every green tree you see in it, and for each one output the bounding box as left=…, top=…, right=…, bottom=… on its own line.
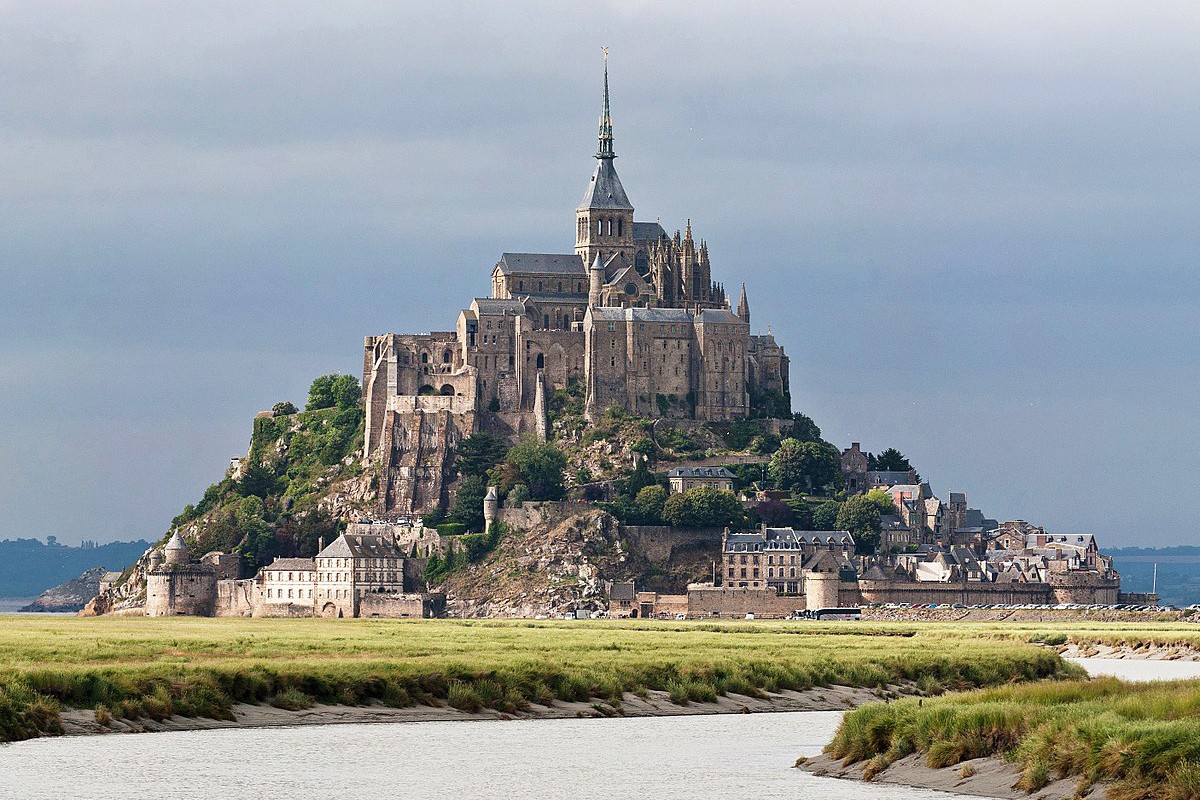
left=768, top=439, right=841, bottom=492
left=501, top=438, right=567, bottom=500
left=450, top=475, right=489, bottom=531
left=661, top=486, right=745, bottom=529
left=235, top=495, right=275, bottom=569
left=624, top=456, right=657, bottom=497
left=307, top=374, right=362, bottom=411
left=871, top=447, right=913, bottom=472
left=634, top=485, right=668, bottom=523
left=864, top=488, right=895, bottom=517
left=836, top=494, right=883, bottom=554
left=811, top=500, right=841, bottom=531
left=786, top=412, right=822, bottom=443
left=237, top=461, right=277, bottom=499
left=453, top=432, right=508, bottom=479
left=272, top=401, right=298, bottom=417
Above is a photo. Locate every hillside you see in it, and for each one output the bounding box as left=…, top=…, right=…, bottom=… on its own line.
left=102, top=398, right=376, bottom=611
left=20, top=567, right=106, bottom=612
left=0, top=538, right=151, bottom=598
left=439, top=506, right=717, bottom=618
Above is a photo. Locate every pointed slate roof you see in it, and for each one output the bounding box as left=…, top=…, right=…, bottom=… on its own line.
left=579, top=157, right=633, bottom=211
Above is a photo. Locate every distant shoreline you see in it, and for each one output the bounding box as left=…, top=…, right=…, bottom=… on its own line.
left=55, top=685, right=888, bottom=739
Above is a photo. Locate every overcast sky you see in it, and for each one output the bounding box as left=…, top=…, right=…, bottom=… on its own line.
left=2, top=2, right=1197, bottom=547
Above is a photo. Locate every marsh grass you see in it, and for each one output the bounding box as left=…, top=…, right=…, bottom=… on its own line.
left=0, top=617, right=1076, bottom=742
left=827, top=676, right=1200, bottom=798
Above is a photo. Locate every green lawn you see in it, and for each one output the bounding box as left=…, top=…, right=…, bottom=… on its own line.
left=0, top=617, right=1073, bottom=741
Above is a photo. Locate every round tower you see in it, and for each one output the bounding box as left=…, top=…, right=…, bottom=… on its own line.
left=804, top=570, right=841, bottom=611
left=482, top=485, right=499, bottom=529
left=164, top=530, right=190, bottom=565
left=588, top=253, right=605, bottom=307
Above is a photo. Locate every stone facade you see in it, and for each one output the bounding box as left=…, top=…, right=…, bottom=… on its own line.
left=144, top=531, right=443, bottom=619
left=361, top=61, right=790, bottom=515
left=666, top=466, right=735, bottom=494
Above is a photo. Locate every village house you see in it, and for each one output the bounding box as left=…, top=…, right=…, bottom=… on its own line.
left=666, top=466, right=735, bottom=494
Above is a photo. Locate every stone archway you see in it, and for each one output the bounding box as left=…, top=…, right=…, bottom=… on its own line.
left=321, top=602, right=338, bottom=618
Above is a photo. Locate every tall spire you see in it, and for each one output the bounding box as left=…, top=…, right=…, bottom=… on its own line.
left=737, top=282, right=750, bottom=325
left=597, top=47, right=615, bottom=160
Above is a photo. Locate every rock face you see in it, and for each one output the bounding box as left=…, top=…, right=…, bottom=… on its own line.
left=439, top=504, right=718, bottom=618
left=21, top=567, right=106, bottom=612
left=442, top=508, right=620, bottom=618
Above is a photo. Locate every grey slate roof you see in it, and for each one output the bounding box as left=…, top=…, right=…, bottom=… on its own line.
left=264, top=558, right=316, bottom=572
left=165, top=531, right=188, bottom=553
left=725, top=528, right=855, bottom=552
left=316, top=534, right=406, bottom=560
left=578, top=158, right=633, bottom=210
left=495, top=253, right=585, bottom=276
left=472, top=298, right=528, bottom=315
left=633, top=221, right=667, bottom=242
left=697, top=309, right=744, bottom=325
left=610, top=581, right=636, bottom=601
left=667, top=466, right=734, bottom=479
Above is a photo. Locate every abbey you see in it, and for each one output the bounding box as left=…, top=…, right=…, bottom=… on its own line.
left=363, top=59, right=789, bottom=516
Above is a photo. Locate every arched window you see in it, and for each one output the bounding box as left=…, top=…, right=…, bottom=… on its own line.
left=442, top=350, right=450, bottom=364
left=421, top=352, right=428, bottom=363
left=618, top=218, right=623, bottom=236
left=598, top=219, right=603, bottom=236
left=536, top=353, right=545, bottom=369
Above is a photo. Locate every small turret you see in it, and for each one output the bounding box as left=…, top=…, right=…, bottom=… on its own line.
left=164, top=530, right=190, bottom=565
left=483, top=486, right=499, bottom=529
left=588, top=253, right=605, bottom=307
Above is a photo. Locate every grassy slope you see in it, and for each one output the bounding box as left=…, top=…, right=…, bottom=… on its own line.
left=827, top=678, right=1200, bottom=799
left=0, top=618, right=1072, bottom=742
left=822, top=621, right=1200, bottom=798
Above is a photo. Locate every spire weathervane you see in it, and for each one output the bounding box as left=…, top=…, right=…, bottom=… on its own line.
left=597, top=47, right=615, bottom=160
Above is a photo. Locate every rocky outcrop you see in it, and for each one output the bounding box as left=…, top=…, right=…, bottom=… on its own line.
left=21, top=567, right=106, bottom=612
left=441, top=508, right=621, bottom=618
left=439, top=504, right=719, bottom=618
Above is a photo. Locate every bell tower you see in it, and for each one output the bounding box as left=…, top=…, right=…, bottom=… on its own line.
left=576, top=48, right=634, bottom=268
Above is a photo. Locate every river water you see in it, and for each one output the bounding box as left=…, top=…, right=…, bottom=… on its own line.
left=1, top=658, right=1198, bottom=800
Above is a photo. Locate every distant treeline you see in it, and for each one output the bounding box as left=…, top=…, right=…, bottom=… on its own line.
left=1108, top=547, right=1200, bottom=606
left=0, top=538, right=151, bottom=598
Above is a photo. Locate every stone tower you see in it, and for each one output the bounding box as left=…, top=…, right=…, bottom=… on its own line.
left=482, top=485, right=499, bottom=529
left=164, top=530, right=189, bottom=565
left=575, top=50, right=635, bottom=268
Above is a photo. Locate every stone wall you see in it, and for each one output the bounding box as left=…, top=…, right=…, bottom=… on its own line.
left=145, top=565, right=217, bottom=617
left=686, top=586, right=803, bottom=619
left=495, top=501, right=600, bottom=532
left=358, top=592, right=446, bottom=618
left=858, top=579, right=1052, bottom=606
left=621, top=525, right=723, bottom=564
left=215, top=579, right=256, bottom=617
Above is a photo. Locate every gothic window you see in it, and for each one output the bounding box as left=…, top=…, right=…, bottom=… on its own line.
left=536, top=353, right=544, bottom=369
left=618, top=218, right=623, bottom=236
left=442, top=350, right=450, bottom=364
left=421, top=352, right=428, bottom=363
left=624, top=283, right=637, bottom=296
left=598, top=219, right=603, bottom=236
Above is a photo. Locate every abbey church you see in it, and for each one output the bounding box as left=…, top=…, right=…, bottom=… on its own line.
left=363, top=59, right=790, bottom=516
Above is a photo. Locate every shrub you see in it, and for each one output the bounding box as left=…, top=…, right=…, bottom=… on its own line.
left=270, top=688, right=314, bottom=711
left=437, top=523, right=467, bottom=536
left=271, top=401, right=298, bottom=417
left=306, top=374, right=361, bottom=411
